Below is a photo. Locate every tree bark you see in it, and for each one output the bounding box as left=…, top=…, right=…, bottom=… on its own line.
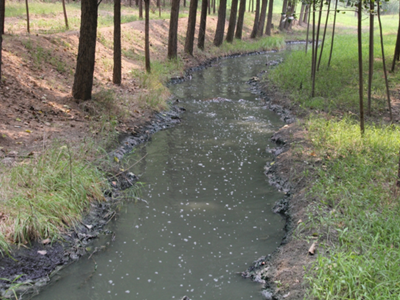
left=377, top=0, right=392, bottom=121
left=284, top=0, right=294, bottom=30
left=139, top=0, right=143, bottom=19
left=72, top=0, right=99, bottom=101
left=367, top=0, right=374, bottom=116
left=311, top=0, right=323, bottom=97
left=305, top=4, right=310, bottom=54
left=213, top=0, right=227, bottom=46
left=256, top=0, right=268, bottom=37
left=250, top=0, right=260, bottom=38
left=299, top=2, right=305, bottom=26
left=62, top=0, right=69, bottom=29
left=226, top=0, right=239, bottom=42
left=303, top=3, right=309, bottom=23
left=168, top=0, right=180, bottom=59
left=184, top=0, right=198, bottom=54
left=265, top=0, right=273, bottom=35
left=357, top=1, right=365, bottom=134
left=391, top=7, right=400, bottom=72
left=25, top=0, right=30, bottom=33
left=0, top=0, right=4, bottom=35
left=278, top=0, right=288, bottom=31
left=198, top=0, right=208, bottom=49
left=113, top=0, right=121, bottom=85
left=235, top=0, right=246, bottom=39
left=0, top=0, right=3, bottom=85
left=144, top=0, right=150, bottom=72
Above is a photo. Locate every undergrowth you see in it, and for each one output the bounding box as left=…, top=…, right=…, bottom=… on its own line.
left=303, top=116, right=400, bottom=299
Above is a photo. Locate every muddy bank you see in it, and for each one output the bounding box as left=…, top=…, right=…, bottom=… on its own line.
left=0, top=104, right=184, bottom=298
left=241, top=70, right=319, bottom=299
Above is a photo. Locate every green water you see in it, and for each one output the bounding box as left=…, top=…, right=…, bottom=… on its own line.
left=35, top=53, right=287, bottom=300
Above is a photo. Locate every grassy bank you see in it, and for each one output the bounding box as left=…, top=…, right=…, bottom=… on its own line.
left=268, top=17, right=400, bottom=298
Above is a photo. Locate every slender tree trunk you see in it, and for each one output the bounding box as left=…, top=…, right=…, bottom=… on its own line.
left=213, top=0, right=215, bottom=14
left=303, top=3, right=309, bottom=23
left=311, top=1, right=315, bottom=87
left=265, top=0, right=273, bottom=35
left=235, top=0, right=246, bottom=39
left=0, top=0, right=4, bottom=35
left=250, top=0, right=260, bottom=38
left=144, top=0, right=150, bottom=72
left=299, top=2, right=305, bottom=26
left=305, top=4, right=310, bottom=54
left=317, top=0, right=331, bottom=70
left=377, top=0, right=392, bottom=121
left=213, top=0, right=227, bottom=46
left=278, top=0, right=288, bottom=31
left=397, top=148, right=400, bottom=188
left=25, top=0, right=30, bottom=33
left=139, top=0, right=143, bottom=19
left=391, top=24, right=400, bottom=71
left=311, top=0, right=323, bottom=97
left=136, top=0, right=138, bottom=6
left=113, top=0, right=121, bottom=84
left=328, top=0, right=338, bottom=67
left=0, top=0, right=3, bottom=85
left=367, top=0, right=374, bottom=115
left=226, top=0, right=239, bottom=42
left=357, top=1, right=365, bottom=134
left=184, top=0, right=198, bottom=54
left=168, top=0, right=180, bottom=59
left=72, top=0, right=99, bottom=101
left=208, top=0, right=211, bottom=14
left=256, top=0, right=268, bottom=37
left=198, top=0, right=208, bottom=49
left=284, top=0, right=293, bottom=30
left=62, top=0, right=69, bottom=28
left=184, top=0, right=186, bottom=7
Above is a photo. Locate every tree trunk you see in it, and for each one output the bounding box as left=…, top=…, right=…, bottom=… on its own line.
left=213, top=0, right=226, bottom=46
left=311, top=0, right=315, bottom=93
left=299, top=3, right=305, bottom=26
left=113, top=0, right=121, bottom=85
left=208, top=0, right=211, bottom=14
left=256, top=0, right=268, bottom=37
left=184, top=0, right=186, bottom=7
left=72, top=0, right=99, bottom=101
left=25, top=0, right=30, bottom=33
left=213, top=0, right=215, bottom=14
left=168, top=0, right=180, bottom=59
left=357, top=1, right=365, bottom=134
left=184, top=0, right=198, bottom=54
left=0, top=0, right=3, bottom=85
left=144, top=0, right=150, bottom=72
left=235, top=0, right=246, bottom=39
left=303, top=3, right=309, bottom=23
left=62, top=0, right=69, bottom=28
left=139, top=0, right=143, bottom=19
left=250, top=0, right=260, bottom=38
left=226, top=0, right=239, bottom=42
left=278, top=0, right=288, bottom=31
left=305, top=4, right=310, bottom=53
left=317, top=0, right=331, bottom=70
left=391, top=5, right=400, bottom=72
left=198, top=0, right=208, bottom=49
left=0, top=0, right=4, bottom=35
left=265, top=0, right=273, bottom=35
left=377, top=0, right=392, bottom=121
left=367, top=0, right=374, bottom=116
left=328, top=0, right=338, bottom=67
left=284, top=0, right=293, bottom=30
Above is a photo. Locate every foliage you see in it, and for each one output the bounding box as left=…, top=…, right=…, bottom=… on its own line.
left=304, top=116, right=400, bottom=299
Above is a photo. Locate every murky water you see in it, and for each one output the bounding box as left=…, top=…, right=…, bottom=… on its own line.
left=35, top=52, right=287, bottom=300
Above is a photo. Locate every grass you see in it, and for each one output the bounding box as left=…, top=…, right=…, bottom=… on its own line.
left=269, top=33, right=398, bottom=113
left=0, top=142, right=108, bottom=253
left=303, top=117, right=400, bottom=299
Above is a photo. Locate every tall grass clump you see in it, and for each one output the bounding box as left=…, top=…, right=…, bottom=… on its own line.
left=269, top=34, right=396, bottom=113
left=304, top=116, right=400, bottom=299
left=0, top=143, right=107, bottom=251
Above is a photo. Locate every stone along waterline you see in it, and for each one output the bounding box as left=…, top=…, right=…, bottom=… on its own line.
left=34, top=53, right=286, bottom=300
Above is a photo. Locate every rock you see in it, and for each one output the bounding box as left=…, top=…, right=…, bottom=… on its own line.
left=261, top=290, right=274, bottom=300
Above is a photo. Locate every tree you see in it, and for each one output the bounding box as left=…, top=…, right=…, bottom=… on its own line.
left=367, top=0, right=374, bottom=115
left=213, top=0, right=227, bottom=46
left=144, top=0, right=150, bottom=72
left=0, top=0, right=3, bottom=85
left=113, top=0, right=121, bottom=84
left=391, top=0, right=400, bottom=72
left=278, top=0, right=288, bottom=31
left=299, top=2, right=305, bottom=26
left=235, top=0, right=246, bottom=39
left=168, top=0, right=180, bottom=59
left=256, top=0, right=268, bottom=37
left=357, top=1, right=365, bottom=134
left=139, top=0, right=143, bottom=19
left=62, top=0, right=69, bottom=29
left=25, top=0, right=30, bottom=33
left=184, top=0, right=198, bottom=55
left=198, top=0, right=208, bottom=49
left=72, top=0, right=99, bottom=101
left=226, top=0, right=239, bottom=42
left=250, top=0, right=260, bottom=38
left=317, top=0, right=331, bottom=70
left=265, top=0, right=273, bottom=35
